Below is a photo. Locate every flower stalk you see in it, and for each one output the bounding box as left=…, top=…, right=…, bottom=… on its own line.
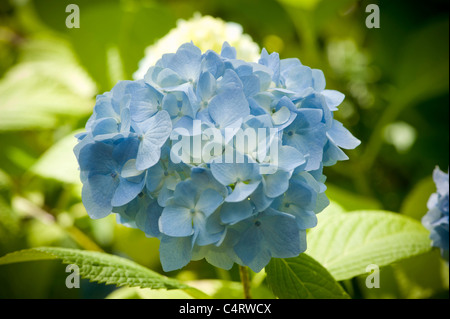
left=239, top=265, right=252, bottom=299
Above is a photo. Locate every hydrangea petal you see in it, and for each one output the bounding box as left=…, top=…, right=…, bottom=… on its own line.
left=262, top=170, right=291, bottom=198
left=322, top=90, right=345, bottom=111
left=197, top=72, right=216, bottom=102
left=225, top=181, right=261, bottom=203
left=111, top=177, right=145, bottom=207
left=159, top=235, right=193, bottom=272
left=221, top=42, right=237, bottom=59
left=82, top=174, right=118, bottom=219
left=136, top=111, right=172, bottom=170
left=78, top=142, right=116, bottom=175
left=166, top=42, right=202, bottom=82
left=234, top=209, right=301, bottom=272
left=145, top=162, right=165, bottom=192
left=327, top=120, right=361, bottom=150
left=195, top=189, right=224, bottom=217
left=159, top=205, right=194, bottom=237
left=277, top=145, right=306, bottom=171
left=171, top=181, right=197, bottom=209
left=208, top=87, right=249, bottom=128
left=312, top=69, right=326, bottom=91
left=220, top=200, right=253, bottom=225
left=92, top=118, right=120, bottom=136
left=136, top=200, right=162, bottom=238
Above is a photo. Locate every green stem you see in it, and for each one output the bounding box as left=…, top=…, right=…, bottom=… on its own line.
left=239, top=265, right=252, bottom=299
left=283, top=5, right=321, bottom=68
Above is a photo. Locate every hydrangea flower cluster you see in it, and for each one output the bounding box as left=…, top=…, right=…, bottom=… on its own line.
left=74, top=42, right=360, bottom=272
left=133, top=13, right=260, bottom=80
left=422, top=167, right=449, bottom=262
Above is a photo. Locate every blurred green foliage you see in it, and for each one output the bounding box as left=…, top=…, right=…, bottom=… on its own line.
left=0, top=0, right=448, bottom=299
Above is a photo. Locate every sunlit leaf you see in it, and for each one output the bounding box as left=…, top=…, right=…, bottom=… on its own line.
left=31, top=130, right=82, bottom=184
left=106, top=286, right=194, bottom=299
left=0, top=37, right=96, bottom=131
left=187, top=279, right=275, bottom=299
left=306, top=210, right=432, bottom=281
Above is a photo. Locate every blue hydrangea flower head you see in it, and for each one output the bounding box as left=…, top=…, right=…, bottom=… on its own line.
left=74, top=41, right=360, bottom=272
left=422, top=167, right=449, bottom=262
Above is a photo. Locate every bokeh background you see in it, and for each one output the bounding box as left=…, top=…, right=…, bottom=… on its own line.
left=0, top=0, right=448, bottom=299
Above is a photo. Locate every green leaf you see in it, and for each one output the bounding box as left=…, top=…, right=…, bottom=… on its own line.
left=306, top=210, right=432, bottom=281
left=186, top=279, right=276, bottom=299
left=400, top=176, right=435, bottom=221
left=325, top=184, right=382, bottom=211
left=106, top=286, right=194, bottom=299
left=265, top=254, right=350, bottom=299
left=0, top=112, right=57, bottom=132
left=0, top=247, right=206, bottom=297
left=0, top=197, right=22, bottom=254
left=357, top=249, right=449, bottom=299
left=112, top=224, right=162, bottom=270
left=0, top=37, right=96, bottom=131
left=31, top=130, right=82, bottom=184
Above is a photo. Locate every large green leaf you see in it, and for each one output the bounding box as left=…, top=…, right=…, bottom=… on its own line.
left=306, top=210, right=432, bottom=281
left=0, top=112, right=58, bottom=132
left=0, top=37, right=96, bottom=131
left=0, top=247, right=207, bottom=297
left=31, top=130, right=82, bottom=184
left=265, top=253, right=350, bottom=299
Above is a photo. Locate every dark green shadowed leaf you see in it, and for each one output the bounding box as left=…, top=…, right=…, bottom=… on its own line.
left=400, top=176, right=435, bottom=221
left=266, top=253, right=350, bottom=299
